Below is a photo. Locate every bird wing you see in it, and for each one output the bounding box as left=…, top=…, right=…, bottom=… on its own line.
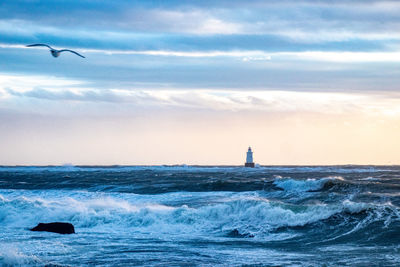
left=26, top=43, right=53, bottom=49
left=59, top=49, right=85, bottom=58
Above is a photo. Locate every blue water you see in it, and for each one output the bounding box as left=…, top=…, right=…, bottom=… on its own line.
left=0, top=165, right=399, bottom=266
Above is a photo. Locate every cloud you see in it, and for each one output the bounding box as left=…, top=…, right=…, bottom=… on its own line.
left=6, top=87, right=128, bottom=103
left=80, top=48, right=272, bottom=58
left=4, top=84, right=400, bottom=118
left=7, top=42, right=400, bottom=62
left=122, top=9, right=243, bottom=35
left=2, top=0, right=400, bottom=47
left=276, top=51, right=400, bottom=62
left=3, top=0, right=400, bottom=41
left=3, top=44, right=400, bottom=94
left=2, top=0, right=400, bottom=96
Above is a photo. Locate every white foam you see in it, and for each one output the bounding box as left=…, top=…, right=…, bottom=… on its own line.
left=0, top=246, right=41, bottom=266
left=273, top=176, right=344, bottom=192
left=0, top=189, right=382, bottom=240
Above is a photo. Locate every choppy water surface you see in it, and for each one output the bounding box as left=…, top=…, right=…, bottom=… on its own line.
left=0, top=165, right=399, bottom=266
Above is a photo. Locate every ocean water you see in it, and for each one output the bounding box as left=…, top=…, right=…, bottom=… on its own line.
left=0, top=166, right=399, bottom=266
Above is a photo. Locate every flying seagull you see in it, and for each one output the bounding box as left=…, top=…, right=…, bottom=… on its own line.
left=26, top=44, right=85, bottom=58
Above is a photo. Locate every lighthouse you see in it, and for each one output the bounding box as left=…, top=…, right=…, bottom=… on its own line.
left=245, top=147, right=255, bottom=167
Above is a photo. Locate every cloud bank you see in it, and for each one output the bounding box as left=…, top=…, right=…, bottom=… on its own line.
left=2, top=0, right=400, bottom=164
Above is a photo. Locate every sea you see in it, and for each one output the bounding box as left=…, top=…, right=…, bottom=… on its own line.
left=0, top=165, right=399, bottom=266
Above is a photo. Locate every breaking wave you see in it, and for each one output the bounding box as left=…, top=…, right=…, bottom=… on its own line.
left=0, top=190, right=398, bottom=242
left=0, top=247, right=41, bottom=266
left=1, top=166, right=400, bottom=266
left=273, top=176, right=345, bottom=192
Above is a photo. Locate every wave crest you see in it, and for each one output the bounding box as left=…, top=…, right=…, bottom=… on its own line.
left=1, top=190, right=390, bottom=241
left=0, top=247, right=41, bottom=266
left=273, top=176, right=345, bottom=192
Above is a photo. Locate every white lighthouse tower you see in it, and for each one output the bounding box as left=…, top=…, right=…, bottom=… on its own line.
left=245, top=147, right=255, bottom=167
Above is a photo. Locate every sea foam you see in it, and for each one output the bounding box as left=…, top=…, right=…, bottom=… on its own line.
left=0, top=189, right=386, bottom=240
left=273, top=176, right=344, bottom=192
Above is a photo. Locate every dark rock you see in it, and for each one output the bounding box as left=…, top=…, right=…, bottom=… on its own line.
left=30, top=222, right=75, bottom=234
left=227, top=228, right=254, bottom=238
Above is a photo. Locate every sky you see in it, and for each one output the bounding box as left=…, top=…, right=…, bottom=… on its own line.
left=1, top=0, right=400, bottom=165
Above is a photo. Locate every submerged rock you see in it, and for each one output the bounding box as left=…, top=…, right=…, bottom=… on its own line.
left=30, top=222, right=75, bottom=234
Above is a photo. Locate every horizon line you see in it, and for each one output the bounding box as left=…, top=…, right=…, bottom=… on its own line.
left=1, top=164, right=398, bottom=167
